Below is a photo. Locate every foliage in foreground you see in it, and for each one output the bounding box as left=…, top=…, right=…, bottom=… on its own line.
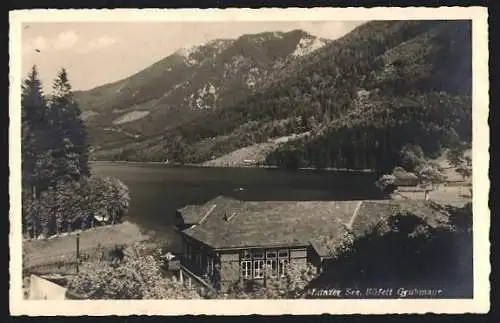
left=68, top=244, right=201, bottom=299
left=218, top=263, right=318, bottom=299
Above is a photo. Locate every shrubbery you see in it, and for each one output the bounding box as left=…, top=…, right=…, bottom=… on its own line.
left=221, top=263, right=318, bottom=299
left=399, top=143, right=425, bottom=172
left=316, top=202, right=473, bottom=296
left=68, top=243, right=200, bottom=299
left=375, top=174, right=397, bottom=194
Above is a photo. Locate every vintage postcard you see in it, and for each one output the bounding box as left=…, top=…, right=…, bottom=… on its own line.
left=9, top=7, right=489, bottom=315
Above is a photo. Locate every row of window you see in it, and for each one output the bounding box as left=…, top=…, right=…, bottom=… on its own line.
left=184, top=242, right=297, bottom=280
left=241, top=249, right=292, bottom=279
left=241, top=250, right=289, bottom=260
left=241, top=259, right=289, bottom=279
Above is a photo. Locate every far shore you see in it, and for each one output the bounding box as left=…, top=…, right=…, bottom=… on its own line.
left=90, top=160, right=377, bottom=173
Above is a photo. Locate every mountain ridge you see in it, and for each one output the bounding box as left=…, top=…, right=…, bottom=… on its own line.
left=78, top=21, right=472, bottom=172
left=150, top=20, right=471, bottom=167
left=75, top=29, right=330, bottom=155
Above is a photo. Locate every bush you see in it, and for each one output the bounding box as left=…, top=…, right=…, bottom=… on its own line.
left=375, top=174, right=397, bottom=194
left=399, top=143, right=425, bottom=171
left=68, top=243, right=201, bottom=299
left=224, top=263, right=318, bottom=299
left=319, top=203, right=473, bottom=296
left=416, top=163, right=446, bottom=189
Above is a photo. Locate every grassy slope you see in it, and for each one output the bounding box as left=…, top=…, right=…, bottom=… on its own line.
left=23, top=222, right=152, bottom=268
left=200, top=132, right=310, bottom=167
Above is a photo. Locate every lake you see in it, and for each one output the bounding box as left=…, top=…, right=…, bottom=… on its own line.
left=91, top=162, right=384, bottom=251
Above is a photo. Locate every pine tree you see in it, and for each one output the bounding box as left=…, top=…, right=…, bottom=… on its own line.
left=49, top=68, right=90, bottom=182
left=21, top=65, right=55, bottom=197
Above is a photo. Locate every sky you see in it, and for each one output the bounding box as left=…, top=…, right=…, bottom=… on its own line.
left=21, top=21, right=365, bottom=92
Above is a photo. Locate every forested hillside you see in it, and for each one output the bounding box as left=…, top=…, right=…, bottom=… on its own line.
left=74, top=30, right=330, bottom=159
left=266, top=20, right=471, bottom=171
left=78, top=20, right=471, bottom=171
left=154, top=20, right=471, bottom=170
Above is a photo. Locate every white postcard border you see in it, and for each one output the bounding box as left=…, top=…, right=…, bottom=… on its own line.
left=9, top=7, right=490, bottom=315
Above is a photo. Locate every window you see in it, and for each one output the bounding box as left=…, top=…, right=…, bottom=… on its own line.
left=266, top=259, right=277, bottom=277
left=253, top=250, right=265, bottom=259
left=278, top=250, right=289, bottom=258
left=278, top=249, right=289, bottom=277
left=241, top=251, right=252, bottom=260
left=241, top=260, right=252, bottom=279
left=207, top=257, right=214, bottom=276
left=254, top=260, right=265, bottom=279
left=266, top=250, right=277, bottom=277
left=266, top=251, right=277, bottom=258
left=279, top=259, right=289, bottom=277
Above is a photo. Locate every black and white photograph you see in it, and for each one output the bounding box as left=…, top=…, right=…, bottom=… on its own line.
left=9, top=7, right=489, bottom=315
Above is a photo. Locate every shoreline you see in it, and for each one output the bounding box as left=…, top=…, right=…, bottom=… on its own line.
left=90, top=160, right=377, bottom=173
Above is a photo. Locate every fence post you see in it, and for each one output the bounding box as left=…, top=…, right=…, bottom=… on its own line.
left=76, top=233, right=80, bottom=274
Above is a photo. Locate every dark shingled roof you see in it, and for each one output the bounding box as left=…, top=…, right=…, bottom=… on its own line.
left=180, top=196, right=449, bottom=257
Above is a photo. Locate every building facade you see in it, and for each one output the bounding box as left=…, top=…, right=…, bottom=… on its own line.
left=181, top=233, right=313, bottom=291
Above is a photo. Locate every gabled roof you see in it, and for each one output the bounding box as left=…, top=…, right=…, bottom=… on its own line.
left=180, top=196, right=450, bottom=256
left=179, top=195, right=450, bottom=255
left=181, top=197, right=358, bottom=250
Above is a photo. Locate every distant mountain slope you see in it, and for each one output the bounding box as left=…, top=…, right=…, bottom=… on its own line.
left=265, top=20, right=472, bottom=171
left=74, top=30, right=329, bottom=155
left=85, top=20, right=471, bottom=169
left=143, top=20, right=469, bottom=167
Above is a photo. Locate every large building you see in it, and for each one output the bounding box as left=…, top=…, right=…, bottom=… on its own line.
left=175, top=195, right=446, bottom=292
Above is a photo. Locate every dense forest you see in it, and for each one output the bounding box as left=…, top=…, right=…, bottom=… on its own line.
left=152, top=20, right=471, bottom=171
left=21, top=66, right=130, bottom=239
left=266, top=21, right=471, bottom=172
